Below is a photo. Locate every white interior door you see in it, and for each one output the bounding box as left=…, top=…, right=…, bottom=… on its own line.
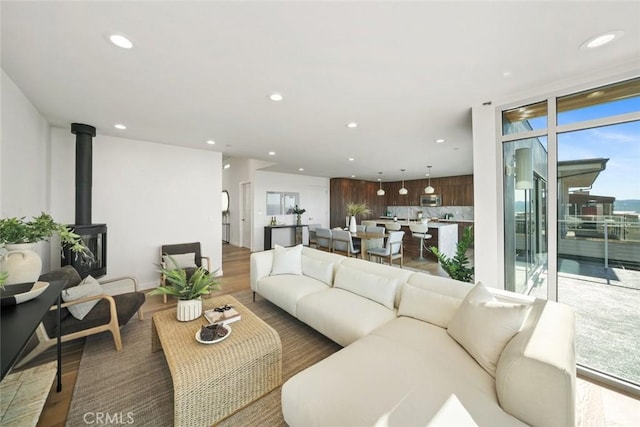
left=241, top=182, right=252, bottom=249
left=306, top=186, right=328, bottom=227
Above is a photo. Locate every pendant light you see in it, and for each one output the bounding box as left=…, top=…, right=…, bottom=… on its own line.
left=424, top=165, right=435, bottom=194
left=377, top=172, right=385, bottom=196
left=399, top=169, right=408, bottom=195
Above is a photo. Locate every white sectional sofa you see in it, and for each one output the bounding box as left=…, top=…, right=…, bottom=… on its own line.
left=250, top=245, right=576, bottom=427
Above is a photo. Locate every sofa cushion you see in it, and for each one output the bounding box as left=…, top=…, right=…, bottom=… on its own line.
left=62, top=275, right=103, bottom=320
left=270, top=244, right=303, bottom=275
left=447, top=282, right=528, bottom=378
left=163, top=252, right=197, bottom=269
left=333, top=264, right=398, bottom=309
left=341, top=257, right=413, bottom=307
left=282, top=316, right=526, bottom=427
left=296, top=288, right=396, bottom=347
left=398, top=283, right=462, bottom=328
left=257, top=274, right=329, bottom=317
left=406, top=272, right=472, bottom=300
left=302, top=255, right=334, bottom=285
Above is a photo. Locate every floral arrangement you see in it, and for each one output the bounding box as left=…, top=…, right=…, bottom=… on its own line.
left=346, top=202, right=371, bottom=218
left=292, top=205, right=306, bottom=215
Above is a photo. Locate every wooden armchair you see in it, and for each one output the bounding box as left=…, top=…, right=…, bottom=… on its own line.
left=16, top=266, right=145, bottom=368
left=160, top=242, right=211, bottom=303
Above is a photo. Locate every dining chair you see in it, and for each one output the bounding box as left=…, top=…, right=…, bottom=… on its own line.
left=367, top=231, right=405, bottom=267
left=331, top=230, right=361, bottom=258
left=365, top=225, right=386, bottom=250
left=315, top=228, right=332, bottom=252
left=308, top=223, right=322, bottom=248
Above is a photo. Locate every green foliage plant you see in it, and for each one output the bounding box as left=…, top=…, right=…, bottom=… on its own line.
left=292, top=205, right=306, bottom=215
left=345, top=202, right=372, bottom=218
left=0, top=212, right=88, bottom=254
left=430, top=226, right=474, bottom=283
left=150, top=255, right=220, bottom=300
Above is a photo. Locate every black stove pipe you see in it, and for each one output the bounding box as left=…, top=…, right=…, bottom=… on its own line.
left=71, top=123, right=96, bottom=226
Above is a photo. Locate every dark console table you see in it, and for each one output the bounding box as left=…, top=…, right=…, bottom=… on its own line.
left=264, top=225, right=309, bottom=250
left=1, top=279, right=67, bottom=391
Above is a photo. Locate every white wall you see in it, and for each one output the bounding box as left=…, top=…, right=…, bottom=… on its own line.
left=1, top=69, right=52, bottom=269
left=50, top=127, right=222, bottom=289
left=252, top=170, right=329, bottom=252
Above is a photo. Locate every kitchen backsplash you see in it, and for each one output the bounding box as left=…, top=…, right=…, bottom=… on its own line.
left=384, top=206, right=473, bottom=221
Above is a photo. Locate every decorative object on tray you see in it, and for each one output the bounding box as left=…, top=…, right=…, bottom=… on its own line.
left=0, top=281, right=49, bottom=306
left=0, top=213, right=90, bottom=285
left=196, top=323, right=231, bottom=344
left=150, top=255, right=220, bottom=321
left=345, top=202, right=371, bottom=233
left=204, top=304, right=241, bottom=325
left=292, top=205, right=306, bottom=226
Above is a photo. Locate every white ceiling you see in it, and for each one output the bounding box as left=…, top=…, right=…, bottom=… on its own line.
left=2, top=1, right=639, bottom=181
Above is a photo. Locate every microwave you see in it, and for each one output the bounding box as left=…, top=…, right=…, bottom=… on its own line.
left=420, top=195, right=441, bottom=207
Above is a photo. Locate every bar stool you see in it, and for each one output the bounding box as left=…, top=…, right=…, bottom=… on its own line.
left=386, top=222, right=402, bottom=231
left=409, top=223, right=432, bottom=260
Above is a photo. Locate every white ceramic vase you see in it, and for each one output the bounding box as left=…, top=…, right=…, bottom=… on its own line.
left=0, top=243, right=43, bottom=285
left=176, top=298, right=202, bottom=322
left=349, top=216, right=357, bottom=233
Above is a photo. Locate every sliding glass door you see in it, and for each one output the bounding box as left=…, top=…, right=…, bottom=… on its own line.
left=501, top=77, right=640, bottom=391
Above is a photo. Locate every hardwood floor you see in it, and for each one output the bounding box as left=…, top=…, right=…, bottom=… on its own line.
left=15, top=244, right=639, bottom=426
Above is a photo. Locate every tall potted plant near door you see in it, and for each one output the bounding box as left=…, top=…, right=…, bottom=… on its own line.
left=150, top=256, right=220, bottom=321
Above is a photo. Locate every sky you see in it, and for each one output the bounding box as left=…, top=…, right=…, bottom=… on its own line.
left=527, top=96, right=639, bottom=200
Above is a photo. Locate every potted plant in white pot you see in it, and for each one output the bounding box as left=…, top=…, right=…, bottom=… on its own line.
left=345, top=202, right=372, bottom=233
left=150, top=256, right=220, bottom=321
left=0, top=213, right=88, bottom=285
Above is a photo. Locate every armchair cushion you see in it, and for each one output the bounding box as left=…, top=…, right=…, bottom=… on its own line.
left=61, top=275, right=103, bottom=320
left=163, top=252, right=197, bottom=269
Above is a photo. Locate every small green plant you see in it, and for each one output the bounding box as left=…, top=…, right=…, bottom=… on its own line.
left=0, top=212, right=87, bottom=254
left=430, top=226, right=474, bottom=283
left=292, top=205, right=306, bottom=215
left=149, top=255, right=220, bottom=300
left=0, top=271, right=8, bottom=290
left=346, top=202, right=372, bottom=218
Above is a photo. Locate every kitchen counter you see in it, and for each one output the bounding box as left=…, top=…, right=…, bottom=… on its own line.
left=373, top=220, right=458, bottom=260
left=438, top=219, right=474, bottom=223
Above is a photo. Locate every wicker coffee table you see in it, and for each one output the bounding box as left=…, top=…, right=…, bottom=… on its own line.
left=151, top=294, right=282, bottom=426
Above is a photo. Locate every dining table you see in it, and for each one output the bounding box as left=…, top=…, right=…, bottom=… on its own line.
left=350, top=231, right=389, bottom=257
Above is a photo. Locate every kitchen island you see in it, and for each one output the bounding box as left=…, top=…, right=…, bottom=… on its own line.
left=374, top=220, right=458, bottom=261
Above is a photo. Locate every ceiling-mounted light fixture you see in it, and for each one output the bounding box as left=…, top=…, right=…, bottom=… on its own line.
left=377, top=172, right=385, bottom=196
left=399, top=169, right=408, bottom=195
left=424, top=166, right=435, bottom=194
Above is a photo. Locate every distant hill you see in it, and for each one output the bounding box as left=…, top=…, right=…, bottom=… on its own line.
left=614, top=200, right=640, bottom=214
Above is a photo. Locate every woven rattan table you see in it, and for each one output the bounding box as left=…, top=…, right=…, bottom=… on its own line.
left=151, top=294, right=282, bottom=426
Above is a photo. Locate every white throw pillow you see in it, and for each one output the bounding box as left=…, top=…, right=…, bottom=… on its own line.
left=270, top=244, right=303, bottom=276
left=163, top=252, right=197, bottom=269
left=62, top=275, right=104, bottom=320
left=447, top=282, right=528, bottom=378
left=302, top=255, right=334, bottom=285
left=398, top=283, right=462, bottom=328
left=333, top=265, right=398, bottom=309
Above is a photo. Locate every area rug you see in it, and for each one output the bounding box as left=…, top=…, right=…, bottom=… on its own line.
left=66, top=290, right=341, bottom=426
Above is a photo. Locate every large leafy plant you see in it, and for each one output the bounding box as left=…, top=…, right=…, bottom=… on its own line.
left=0, top=212, right=87, bottom=253
left=430, top=226, right=474, bottom=283
left=150, top=255, right=220, bottom=300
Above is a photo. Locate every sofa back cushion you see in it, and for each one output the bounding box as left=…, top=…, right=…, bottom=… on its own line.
left=406, top=272, right=472, bottom=300
left=270, top=244, right=303, bottom=275
left=340, top=258, right=413, bottom=307
left=302, top=255, right=334, bottom=285
left=333, top=264, right=398, bottom=309
left=398, top=283, right=462, bottom=328
left=447, top=282, right=529, bottom=378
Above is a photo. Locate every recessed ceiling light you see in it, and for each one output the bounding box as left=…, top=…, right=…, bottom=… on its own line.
left=351, top=175, right=356, bottom=178
left=502, top=71, right=512, bottom=77
left=114, top=123, right=126, bottom=130
left=298, top=168, right=304, bottom=172
left=346, top=122, right=358, bottom=128
left=109, top=34, right=133, bottom=49
left=582, top=31, right=623, bottom=49
left=269, top=93, right=283, bottom=101
left=348, top=158, right=355, bottom=162
left=435, top=139, right=445, bottom=143
left=587, top=90, right=605, bottom=99
left=268, top=151, right=276, bottom=156
left=224, top=163, right=231, bottom=169
left=206, top=140, right=215, bottom=145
